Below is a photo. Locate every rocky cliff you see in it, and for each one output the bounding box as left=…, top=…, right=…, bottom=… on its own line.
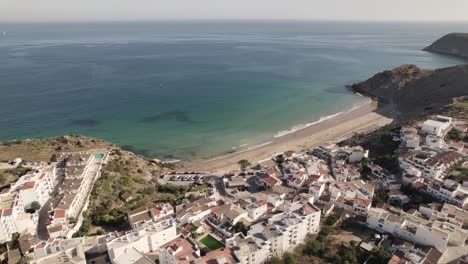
left=352, top=64, right=468, bottom=119
left=424, top=33, right=468, bottom=60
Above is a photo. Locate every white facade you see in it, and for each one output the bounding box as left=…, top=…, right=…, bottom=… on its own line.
left=246, top=201, right=267, bottom=220
left=159, top=237, right=201, bottom=264
left=226, top=233, right=268, bottom=264
left=366, top=207, right=465, bottom=252
left=421, top=116, right=453, bottom=137
left=0, top=165, right=56, bottom=243
left=107, top=218, right=178, bottom=263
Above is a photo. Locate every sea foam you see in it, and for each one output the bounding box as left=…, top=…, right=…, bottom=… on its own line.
left=273, top=99, right=371, bottom=138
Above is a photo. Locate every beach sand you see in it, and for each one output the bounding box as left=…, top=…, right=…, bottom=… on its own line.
left=182, top=101, right=394, bottom=174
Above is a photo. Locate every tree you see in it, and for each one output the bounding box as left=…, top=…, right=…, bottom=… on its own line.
left=447, top=129, right=462, bottom=140
left=368, top=247, right=391, bottom=264
left=303, top=240, right=321, bottom=256
left=232, top=222, right=248, bottom=236
left=324, top=214, right=338, bottom=226
left=318, top=225, right=333, bottom=240
left=282, top=252, right=297, bottom=264
left=27, top=201, right=40, bottom=213
left=237, top=159, right=251, bottom=172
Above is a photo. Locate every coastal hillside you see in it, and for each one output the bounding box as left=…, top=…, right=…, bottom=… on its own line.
left=352, top=64, right=468, bottom=119
left=0, top=135, right=167, bottom=233
left=424, top=33, right=468, bottom=59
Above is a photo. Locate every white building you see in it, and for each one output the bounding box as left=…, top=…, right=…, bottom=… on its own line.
left=366, top=207, right=466, bottom=252
left=226, top=233, right=268, bottom=264
left=0, top=164, right=57, bottom=243
left=400, top=126, right=420, bottom=149
left=107, top=218, right=178, bottom=264
left=399, top=151, right=462, bottom=180
left=427, top=179, right=468, bottom=209
left=348, top=146, right=369, bottom=163
left=329, top=180, right=375, bottom=201
left=32, top=237, right=86, bottom=264
left=421, top=116, right=453, bottom=137
left=266, top=200, right=321, bottom=249
left=159, top=237, right=201, bottom=264
left=176, top=198, right=216, bottom=226
left=246, top=200, right=267, bottom=220
left=127, top=203, right=174, bottom=229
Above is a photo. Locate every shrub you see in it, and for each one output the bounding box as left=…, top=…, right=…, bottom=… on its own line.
left=303, top=240, right=321, bottom=256
left=324, top=215, right=338, bottom=226
left=119, top=176, right=134, bottom=187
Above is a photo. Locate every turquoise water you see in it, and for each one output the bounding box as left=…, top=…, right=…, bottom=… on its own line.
left=0, top=21, right=467, bottom=159
left=94, top=154, right=104, bottom=159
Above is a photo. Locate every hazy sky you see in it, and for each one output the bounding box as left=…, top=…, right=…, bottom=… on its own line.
left=1, top=0, right=467, bottom=22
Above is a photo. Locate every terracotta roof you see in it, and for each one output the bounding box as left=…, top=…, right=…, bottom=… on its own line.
left=35, top=243, right=46, bottom=249
left=39, top=173, right=46, bottom=180
left=54, top=209, right=66, bottom=219
left=151, top=208, right=160, bottom=217
left=355, top=198, right=371, bottom=207
left=21, top=181, right=35, bottom=190
left=2, top=209, right=12, bottom=216
left=261, top=176, right=279, bottom=186
left=121, top=192, right=132, bottom=200
left=128, top=206, right=147, bottom=217
left=47, top=225, right=63, bottom=233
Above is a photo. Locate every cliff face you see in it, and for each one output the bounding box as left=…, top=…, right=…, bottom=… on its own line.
left=352, top=64, right=468, bottom=119
left=424, top=33, right=468, bottom=59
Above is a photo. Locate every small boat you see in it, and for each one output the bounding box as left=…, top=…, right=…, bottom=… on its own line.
left=160, top=84, right=164, bottom=87
left=2, top=32, right=6, bottom=36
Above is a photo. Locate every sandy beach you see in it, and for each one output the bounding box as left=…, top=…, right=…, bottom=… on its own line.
left=182, top=100, right=394, bottom=174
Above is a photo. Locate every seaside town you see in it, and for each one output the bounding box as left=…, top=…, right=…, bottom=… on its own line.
left=0, top=113, right=467, bottom=264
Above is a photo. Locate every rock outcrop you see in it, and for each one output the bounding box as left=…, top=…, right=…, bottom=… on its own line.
left=352, top=64, right=468, bottom=119
left=424, top=33, right=468, bottom=60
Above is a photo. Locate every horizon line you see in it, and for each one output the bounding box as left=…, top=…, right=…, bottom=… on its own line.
left=1, top=18, right=468, bottom=24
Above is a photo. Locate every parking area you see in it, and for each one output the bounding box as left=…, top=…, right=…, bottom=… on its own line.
left=159, top=173, right=214, bottom=185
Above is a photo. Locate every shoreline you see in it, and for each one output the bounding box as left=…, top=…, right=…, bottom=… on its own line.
left=181, top=99, right=394, bottom=174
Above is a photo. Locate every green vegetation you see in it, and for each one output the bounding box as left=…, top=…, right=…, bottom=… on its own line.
left=26, top=201, right=41, bottom=213
left=341, top=125, right=401, bottom=174
left=3, top=166, right=31, bottom=177
left=199, top=235, right=224, bottom=250
left=455, top=167, right=468, bottom=181
left=73, top=211, right=91, bottom=237
left=400, top=184, right=434, bottom=205
left=372, top=190, right=389, bottom=206
left=157, top=183, right=189, bottom=196
left=447, top=129, right=463, bottom=140
left=267, top=215, right=392, bottom=264
left=454, top=96, right=468, bottom=108
left=7, top=233, right=20, bottom=249
left=232, top=222, right=248, bottom=236
left=324, top=214, right=338, bottom=226
left=237, top=159, right=251, bottom=171
left=118, top=176, right=134, bottom=187
left=303, top=240, right=321, bottom=255
left=268, top=252, right=299, bottom=264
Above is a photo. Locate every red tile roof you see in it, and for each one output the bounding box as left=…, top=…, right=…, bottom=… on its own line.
left=54, top=209, right=66, bottom=219
left=261, top=176, right=279, bottom=187
left=21, top=181, right=35, bottom=190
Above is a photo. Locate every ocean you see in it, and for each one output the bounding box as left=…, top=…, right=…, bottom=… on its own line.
left=0, top=21, right=467, bottom=159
